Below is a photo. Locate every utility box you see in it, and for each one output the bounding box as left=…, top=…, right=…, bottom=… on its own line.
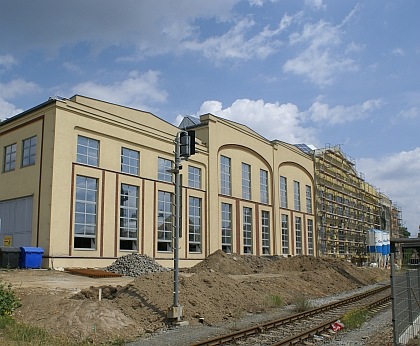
left=19, top=247, right=44, bottom=269
left=0, top=247, right=21, bottom=269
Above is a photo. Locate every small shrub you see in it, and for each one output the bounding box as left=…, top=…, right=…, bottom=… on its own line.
left=0, top=280, right=21, bottom=316
left=263, top=293, right=284, bottom=308
left=341, top=307, right=371, bottom=329
left=293, top=295, right=313, bottom=312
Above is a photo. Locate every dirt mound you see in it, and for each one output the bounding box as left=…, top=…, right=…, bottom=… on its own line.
left=6, top=252, right=390, bottom=344
left=185, top=250, right=257, bottom=274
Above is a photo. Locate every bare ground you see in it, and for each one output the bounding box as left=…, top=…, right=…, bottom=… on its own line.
left=0, top=251, right=390, bottom=344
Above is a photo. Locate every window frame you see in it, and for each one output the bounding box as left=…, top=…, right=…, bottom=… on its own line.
left=76, top=135, right=99, bottom=167
left=280, top=176, right=288, bottom=208
left=119, top=183, right=139, bottom=251
left=121, top=147, right=139, bottom=176
left=188, top=196, right=202, bottom=253
left=295, top=216, right=302, bottom=255
left=305, top=185, right=312, bottom=214
left=3, top=143, right=17, bottom=172
left=22, top=136, right=37, bottom=167
left=74, top=175, right=98, bottom=250
left=221, top=203, right=232, bottom=253
left=157, top=190, right=173, bottom=252
left=220, top=156, right=231, bottom=196
left=307, top=219, right=314, bottom=255
left=158, top=157, right=173, bottom=183
left=188, top=166, right=201, bottom=189
left=261, top=210, right=270, bottom=255
left=260, top=169, right=268, bottom=204
left=243, top=207, right=252, bottom=254
left=281, top=214, right=289, bottom=254
left=242, top=163, right=251, bottom=200
left=294, top=181, right=301, bottom=211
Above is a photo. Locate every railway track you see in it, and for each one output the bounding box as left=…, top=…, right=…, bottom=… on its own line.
left=189, top=284, right=391, bottom=346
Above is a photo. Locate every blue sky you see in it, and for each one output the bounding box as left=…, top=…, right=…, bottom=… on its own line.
left=1, top=0, right=419, bottom=235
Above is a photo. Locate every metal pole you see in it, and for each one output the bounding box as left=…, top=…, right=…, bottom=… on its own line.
left=390, top=253, right=398, bottom=346
left=173, top=135, right=180, bottom=308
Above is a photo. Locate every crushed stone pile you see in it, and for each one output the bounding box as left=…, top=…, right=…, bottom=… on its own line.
left=104, top=253, right=171, bottom=277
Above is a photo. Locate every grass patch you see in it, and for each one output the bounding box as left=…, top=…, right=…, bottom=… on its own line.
left=0, top=315, right=130, bottom=346
left=0, top=280, right=21, bottom=316
left=293, top=295, right=313, bottom=312
left=263, top=293, right=284, bottom=308
left=341, top=307, right=372, bottom=329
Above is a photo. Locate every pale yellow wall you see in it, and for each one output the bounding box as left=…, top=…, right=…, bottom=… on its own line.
left=0, top=105, right=56, bottom=255
left=198, top=114, right=315, bottom=258
left=1, top=96, right=314, bottom=269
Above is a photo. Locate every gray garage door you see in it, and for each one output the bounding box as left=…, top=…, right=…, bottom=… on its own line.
left=0, top=196, right=33, bottom=247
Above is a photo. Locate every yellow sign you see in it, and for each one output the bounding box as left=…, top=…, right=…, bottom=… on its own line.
left=3, top=236, right=12, bottom=246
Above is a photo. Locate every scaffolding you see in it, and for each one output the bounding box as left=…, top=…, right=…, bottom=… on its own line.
left=390, top=203, right=403, bottom=240
left=313, top=144, right=381, bottom=263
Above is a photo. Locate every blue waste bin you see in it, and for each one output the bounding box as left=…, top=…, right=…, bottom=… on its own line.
left=20, top=247, right=44, bottom=269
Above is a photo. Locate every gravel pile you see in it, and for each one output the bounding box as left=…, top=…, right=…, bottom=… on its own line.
left=104, top=253, right=171, bottom=277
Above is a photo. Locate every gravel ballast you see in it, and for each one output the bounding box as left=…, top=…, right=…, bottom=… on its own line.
left=105, top=253, right=171, bottom=277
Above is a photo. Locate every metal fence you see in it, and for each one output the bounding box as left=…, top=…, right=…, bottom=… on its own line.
left=391, top=252, right=420, bottom=345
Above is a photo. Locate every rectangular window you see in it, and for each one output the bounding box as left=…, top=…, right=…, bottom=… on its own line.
left=221, top=203, right=232, bottom=253
left=22, top=136, right=36, bottom=167
left=243, top=207, right=252, bottom=254
left=280, top=176, right=287, bottom=208
left=260, top=169, right=268, bottom=204
left=74, top=176, right=97, bottom=249
left=306, top=185, right=312, bottom=214
left=295, top=217, right=302, bottom=255
left=77, top=135, right=99, bottom=166
left=3, top=143, right=16, bottom=172
left=158, top=157, right=172, bottom=183
left=157, top=191, right=172, bottom=252
left=261, top=211, right=270, bottom=254
left=188, top=166, right=201, bottom=189
left=189, top=197, right=201, bottom=253
left=281, top=214, right=289, bottom=254
left=220, top=156, right=231, bottom=195
left=294, top=181, right=300, bottom=211
left=120, top=184, right=138, bottom=251
left=242, top=163, right=251, bottom=200
left=308, top=219, right=314, bottom=255
left=121, top=148, right=139, bottom=175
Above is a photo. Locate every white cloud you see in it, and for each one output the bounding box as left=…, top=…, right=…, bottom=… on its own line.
left=284, top=8, right=360, bottom=86
left=0, top=79, right=40, bottom=99
left=305, top=0, right=325, bottom=10
left=71, top=70, right=168, bottom=110
left=306, top=98, right=383, bottom=125
left=392, top=48, right=404, bottom=56
left=0, top=98, right=23, bottom=121
left=357, top=148, right=420, bottom=236
left=63, top=62, right=84, bottom=75
left=197, top=98, right=317, bottom=144
left=183, top=14, right=293, bottom=62
left=0, top=1, right=240, bottom=58
left=0, top=54, right=17, bottom=69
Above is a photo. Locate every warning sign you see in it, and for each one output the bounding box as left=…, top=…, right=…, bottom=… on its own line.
left=3, top=236, right=12, bottom=246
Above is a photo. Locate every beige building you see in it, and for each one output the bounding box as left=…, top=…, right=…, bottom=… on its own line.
left=0, top=95, right=315, bottom=268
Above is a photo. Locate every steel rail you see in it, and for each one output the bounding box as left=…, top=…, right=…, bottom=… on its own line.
left=189, top=284, right=390, bottom=346
left=271, top=295, right=391, bottom=346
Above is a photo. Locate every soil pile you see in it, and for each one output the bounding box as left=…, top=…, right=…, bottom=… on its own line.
left=7, top=252, right=389, bottom=344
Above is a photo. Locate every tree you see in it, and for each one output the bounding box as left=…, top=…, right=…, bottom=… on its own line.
left=399, top=226, right=410, bottom=238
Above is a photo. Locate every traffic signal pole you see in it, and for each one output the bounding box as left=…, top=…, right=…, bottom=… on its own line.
left=167, top=130, right=195, bottom=324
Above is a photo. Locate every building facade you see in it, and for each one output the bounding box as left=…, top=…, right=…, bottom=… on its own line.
left=0, top=95, right=316, bottom=268
left=310, top=145, right=381, bottom=263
